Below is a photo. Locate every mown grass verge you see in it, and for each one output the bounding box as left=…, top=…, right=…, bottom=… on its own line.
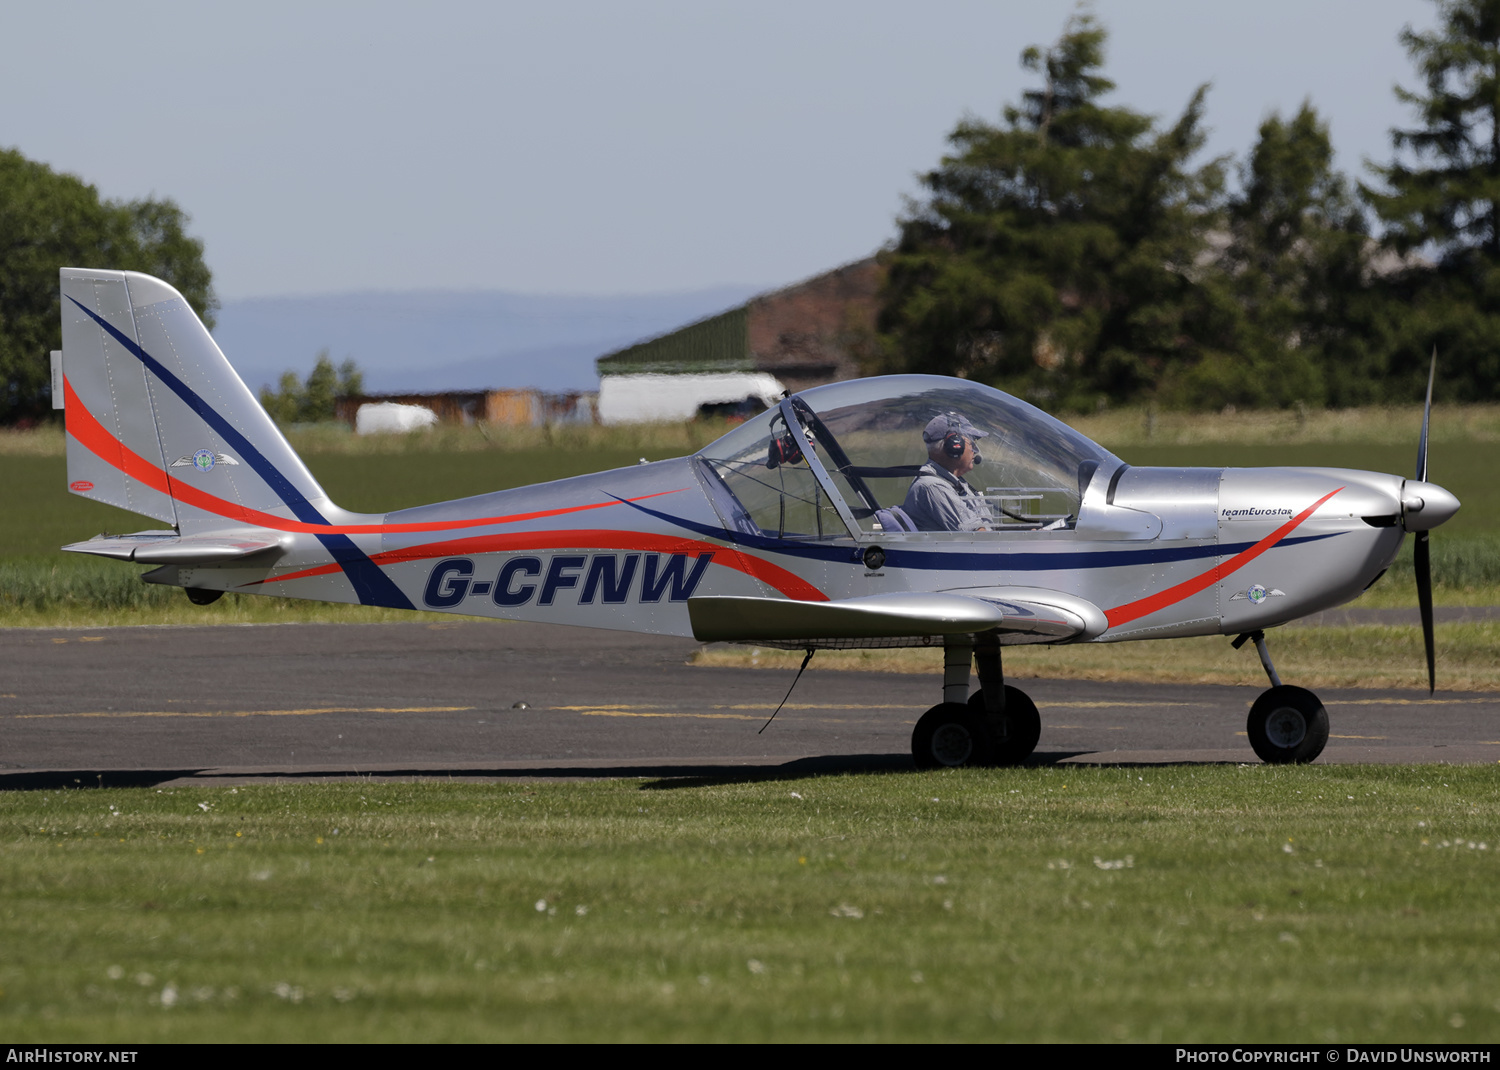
left=695, top=621, right=1500, bottom=692
left=0, top=419, right=739, bottom=461
left=2, top=554, right=1497, bottom=691
left=2, top=769, right=1497, bottom=1042
left=5, top=414, right=1497, bottom=632
left=0, top=557, right=459, bottom=627
left=1068, top=401, right=1500, bottom=449
left=10, top=402, right=1500, bottom=457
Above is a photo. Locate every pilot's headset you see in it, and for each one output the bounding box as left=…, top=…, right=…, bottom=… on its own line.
left=766, top=418, right=804, bottom=470
left=939, top=413, right=982, bottom=466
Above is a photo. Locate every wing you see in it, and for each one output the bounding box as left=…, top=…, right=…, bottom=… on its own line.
left=687, top=586, right=1105, bottom=646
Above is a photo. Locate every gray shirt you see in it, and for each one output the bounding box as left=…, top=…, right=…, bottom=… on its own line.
left=901, top=462, right=994, bottom=532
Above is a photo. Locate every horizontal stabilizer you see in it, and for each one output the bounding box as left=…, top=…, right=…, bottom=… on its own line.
left=62, top=531, right=285, bottom=565
left=688, top=592, right=1005, bottom=643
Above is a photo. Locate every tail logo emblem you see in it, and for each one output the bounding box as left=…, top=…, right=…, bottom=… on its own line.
left=170, top=450, right=240, bottom=472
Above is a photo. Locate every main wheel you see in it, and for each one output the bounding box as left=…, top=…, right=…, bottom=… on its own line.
left=912, top=703, right=993, bottom=769
left=967, top=686, right=1042, bottom=765
left=1247, top=685, right=1329, bottom=764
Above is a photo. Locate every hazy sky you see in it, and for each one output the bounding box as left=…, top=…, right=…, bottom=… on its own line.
left=3, top=1, right=1439, bottom=300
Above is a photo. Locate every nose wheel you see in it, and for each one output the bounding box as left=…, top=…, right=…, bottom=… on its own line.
left=1247, top=686, right=1329, bottom=764
left=1234, top=631, right=1329, bottom=764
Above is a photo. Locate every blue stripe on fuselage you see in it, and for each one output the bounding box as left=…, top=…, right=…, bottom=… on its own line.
left=316, top=531, right=413, bottom=609
left=610, top=493, right=1339, bottom=571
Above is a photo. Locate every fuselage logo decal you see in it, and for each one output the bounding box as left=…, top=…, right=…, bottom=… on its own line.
left=1221, top=506, right=1292, bottom=521
left=1230, top=584, right=1285, bottom=604
left=423, top=552, right=716, bottom=609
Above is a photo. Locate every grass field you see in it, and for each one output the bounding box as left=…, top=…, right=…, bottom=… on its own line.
left=0, top=431, right=710, bottom=627
left=4, top=413, right=1498, bottom=1043
left=1067, top=401, right=1500, bottom=450
left=4, top=408, right=1496, bottom=547
left=3, top=410, right=1498, bottom=646
left=4, top=768, right=1499, bottom=1042
left=696, top=621, right=1500, bottom=692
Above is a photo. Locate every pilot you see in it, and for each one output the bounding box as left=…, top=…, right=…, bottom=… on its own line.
left=901, top=413, right=995, bottom=532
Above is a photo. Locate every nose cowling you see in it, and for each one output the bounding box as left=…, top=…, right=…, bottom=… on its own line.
left=1401, top=480, right=1461, bottom=532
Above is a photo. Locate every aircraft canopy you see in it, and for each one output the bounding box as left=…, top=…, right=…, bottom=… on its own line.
left=697, top=374, right=1123, bottom=540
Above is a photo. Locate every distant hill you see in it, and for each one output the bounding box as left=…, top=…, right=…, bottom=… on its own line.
left=211, top=286, right=765, bottom=395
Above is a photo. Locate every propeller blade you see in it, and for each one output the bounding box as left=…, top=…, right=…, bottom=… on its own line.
left=1414, top=347, right=1437, bottom=692
left=1415, top=530, right=1435, bottom=694
left=1417, top=346, right=1435, bottom=483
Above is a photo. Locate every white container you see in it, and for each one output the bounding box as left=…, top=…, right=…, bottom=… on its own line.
left=355, top=401, right=439, bottom=435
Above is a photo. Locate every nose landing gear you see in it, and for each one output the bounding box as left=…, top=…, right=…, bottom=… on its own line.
left=1234, top=630, right=1329, bottom=764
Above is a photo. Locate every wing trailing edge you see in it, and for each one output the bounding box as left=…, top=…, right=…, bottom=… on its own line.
left=688, top=591, right=1005, bottom=643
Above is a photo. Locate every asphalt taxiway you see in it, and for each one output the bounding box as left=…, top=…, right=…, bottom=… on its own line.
left=2, top=621, right=1497, bottom=788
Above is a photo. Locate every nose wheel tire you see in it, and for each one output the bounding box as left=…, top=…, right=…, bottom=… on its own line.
left=1247, top=685, right=1329, bottom=764
left=912, top=703, right=993, bottom=769
left=967, top=686, right=1041, bottom=766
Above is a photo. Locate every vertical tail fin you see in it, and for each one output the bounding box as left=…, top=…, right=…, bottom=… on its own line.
left=59, top=268, right=333, bottom=532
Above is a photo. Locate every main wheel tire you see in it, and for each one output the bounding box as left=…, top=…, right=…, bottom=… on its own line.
left=967, top=686, right=1042, bottom=765
left=912, top=703, right=994, bottom=769
left=1247, top=685, right=1329, bottom=764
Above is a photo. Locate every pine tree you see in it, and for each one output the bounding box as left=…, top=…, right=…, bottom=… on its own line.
left=1367, top=0, right=1500, bottom=268
left=1363, top=0, right=1500, bottom=400
left=1179, top=104, right=1376, bottom=408
left=876, top=14, right=1227, bottom=409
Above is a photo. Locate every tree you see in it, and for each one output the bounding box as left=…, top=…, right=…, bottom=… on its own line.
left=1363, top=0, right=1500, bottom=400
left=0, top=147, right=217, bottom=423
left=875, top=14, right=1230, bottom=409
left=259, top=351, right=364, bottom=425
left=1179, top=104, right=1381, bottom=408
left=1367, top=0, right=1500, bottom=267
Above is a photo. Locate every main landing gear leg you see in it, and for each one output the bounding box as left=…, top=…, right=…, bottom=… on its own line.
left=1232, top=629, right=1328, bottom=764
left=910, top=632, right=1041, bottom=769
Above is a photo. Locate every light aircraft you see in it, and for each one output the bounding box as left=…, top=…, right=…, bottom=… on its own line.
left=52, top=268, right=1461, bottom=767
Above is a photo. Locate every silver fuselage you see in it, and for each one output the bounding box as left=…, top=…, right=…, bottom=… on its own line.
left=148, top=457, right=1412, bottom=644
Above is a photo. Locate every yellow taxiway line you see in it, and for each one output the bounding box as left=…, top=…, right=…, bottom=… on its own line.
left=15, top=706, right=475, bottom=720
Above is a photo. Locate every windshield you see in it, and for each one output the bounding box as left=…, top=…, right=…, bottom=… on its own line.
left=697, top=375, right=1122, bottom=538
left=694, top=403, right=847, bottom=539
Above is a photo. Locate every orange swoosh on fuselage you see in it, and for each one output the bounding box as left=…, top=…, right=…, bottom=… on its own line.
left=1104, top=487, right=1343, bottom=629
